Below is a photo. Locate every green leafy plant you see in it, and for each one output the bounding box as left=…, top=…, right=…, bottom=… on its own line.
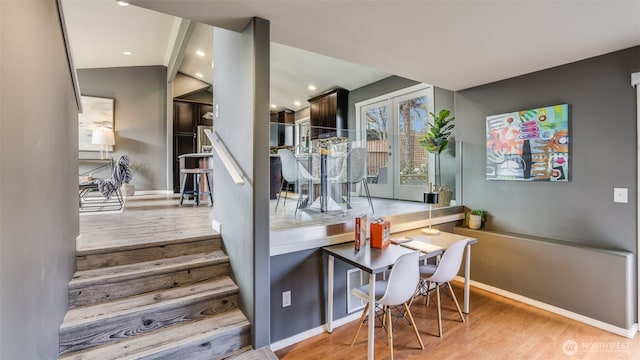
left=418, top=109, right=455, bottom=187
left=470, top=209, right=484, bottom=218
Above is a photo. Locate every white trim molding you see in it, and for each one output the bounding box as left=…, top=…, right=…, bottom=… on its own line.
left=270, top=312, right=361, bottom=352
left=457, top=277, right=639, bottom=338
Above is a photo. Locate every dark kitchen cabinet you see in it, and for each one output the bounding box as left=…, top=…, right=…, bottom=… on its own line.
left=173, top=100, right=212, bottom=193
left=309, top=88, right=348, bottom=140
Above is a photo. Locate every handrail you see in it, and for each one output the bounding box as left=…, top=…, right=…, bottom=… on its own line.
left=203, top=129, right=245, bottom=185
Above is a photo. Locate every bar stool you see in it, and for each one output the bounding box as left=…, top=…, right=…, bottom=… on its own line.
left=179, top=168, right=213, bottom=206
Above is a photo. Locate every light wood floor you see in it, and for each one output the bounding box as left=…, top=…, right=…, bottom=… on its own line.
left=78, top=194, right=216, bottom=252
left=275, top=283, right=640, bottom=360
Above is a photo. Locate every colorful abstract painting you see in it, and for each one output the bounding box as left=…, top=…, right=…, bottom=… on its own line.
left=486, top=104, right=569, bottom=181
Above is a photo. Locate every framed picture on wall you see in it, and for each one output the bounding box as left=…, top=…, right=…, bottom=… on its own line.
left=486, top=103, right=569, bottom=182
left=78, top=96, right=114, bottom=152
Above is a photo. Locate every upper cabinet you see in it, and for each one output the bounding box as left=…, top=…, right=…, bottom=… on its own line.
left=309, top=88, right=348, bottom=140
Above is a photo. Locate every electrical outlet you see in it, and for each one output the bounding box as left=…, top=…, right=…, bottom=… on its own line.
left=212, top=220, right=221, bottom=233
left=614, top=188, right=628, bottom=203
left=282, top=290, right=291, bottom=307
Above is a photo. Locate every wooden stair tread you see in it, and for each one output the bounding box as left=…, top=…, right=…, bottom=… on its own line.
left=76, top=233, right=221, bottom=257
left=59, top=309, right=250, bottom=360
left=70, top=251, right=229, bottom=288
left=61, top=277, right=237, bottom=329
left=227, top=346, right=279, bottom=360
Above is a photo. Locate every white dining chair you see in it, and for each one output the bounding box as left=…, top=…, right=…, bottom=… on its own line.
left=417, top=239, right=467, bottom=337
left=275, top=149, right=319, bottom=215
left=350, top=251, right=424, bottom=360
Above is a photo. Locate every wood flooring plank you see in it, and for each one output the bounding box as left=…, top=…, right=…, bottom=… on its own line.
left=275, top=283, right=640, bottom=360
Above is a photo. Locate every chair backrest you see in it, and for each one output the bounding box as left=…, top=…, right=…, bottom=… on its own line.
left=277, top=149, right=299, bottom=183
left=427, top=240, right=467, bottom=284
left=378, top=251, right=420, bottom=306
left=348, top=148, right=368, bottom=183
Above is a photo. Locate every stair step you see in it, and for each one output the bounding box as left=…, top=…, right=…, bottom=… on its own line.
left=76, top=235, right=222, bottom=271
left=226, top=346, right=279, bottom=360
left=59, top=309, right=250, bottom=360
left=69, top=251, right=230, bottom=308
left=60, top=277, right=239, bottom=355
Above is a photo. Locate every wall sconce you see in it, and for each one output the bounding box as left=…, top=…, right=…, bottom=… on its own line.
left=92, top=130, right=115, bottom=160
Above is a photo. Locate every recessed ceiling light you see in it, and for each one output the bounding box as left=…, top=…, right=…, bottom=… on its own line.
left=294, top=101, right=301, bottom=106
left=196, top=50, right=205, bottom=57
left=196, top=73, right=203, bottom=78
left=117, top=1, right=129, bottom=6
left=123, top=51, right=132, bottom=55
left=308, top=85, right=316, bottom=91
left=270, top=104, right=277, bottom=109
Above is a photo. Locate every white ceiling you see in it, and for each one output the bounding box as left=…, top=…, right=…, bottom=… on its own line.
left=62, top=0, right=640, bottom=110
left=61, top=0, right=389, bottom=112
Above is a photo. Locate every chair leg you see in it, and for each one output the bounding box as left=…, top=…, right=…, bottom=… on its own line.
left=193, top=173, right=200, bottom=206
left=387, top=306, right=394, bottom=360
left=447, top=281, right=465, bottom=323
left=436, top=283, right=443, bottom=337
left=275, top=178, right=285, bottom=210
left=403, top=302, right=424, bottom=350
left=205, top=172, right=213, bottom=206
left=179, top=173, right=188, bottom=206
left=350, top=302, right=369, bottom=346
left=362, top=180, right=374, bottom=213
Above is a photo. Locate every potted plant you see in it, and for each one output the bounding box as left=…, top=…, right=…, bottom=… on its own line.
left=418, top=109, right=455, bottom=206
left=467, top=209, right=485, bottom=229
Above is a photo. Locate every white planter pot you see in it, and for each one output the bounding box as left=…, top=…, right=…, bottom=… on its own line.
left=121, top=183, right=135, bottom=196
left=468, top=214, right=482, bottom=229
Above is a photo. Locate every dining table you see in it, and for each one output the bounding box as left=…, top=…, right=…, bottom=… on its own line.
left=322, top=230, right=477, bottom=360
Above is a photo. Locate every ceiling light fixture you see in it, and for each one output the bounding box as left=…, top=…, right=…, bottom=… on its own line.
left=196, top=50, right=205, bottom=57
left=308, top=85, right=316, bottom=91
left=123, top=51, right=132, bottom=55
left=294, top=101, right=301, bottom=107
left=116, top=1, right=129, bottom=6
left=196, top=73, right=203, bottom=78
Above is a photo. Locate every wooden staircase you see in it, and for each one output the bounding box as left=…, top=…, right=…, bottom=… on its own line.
left=59, top=234, right=252, bottom=359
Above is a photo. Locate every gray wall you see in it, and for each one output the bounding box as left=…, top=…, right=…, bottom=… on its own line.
left=213, top=18, right=271, bottom=348
left=1, top=0, right=78, bottom=358
left=456, top=46, right=639, bottom=251
left=456, top=47, right=639, bottom=326
left=77, top=66, right=168, bottom=191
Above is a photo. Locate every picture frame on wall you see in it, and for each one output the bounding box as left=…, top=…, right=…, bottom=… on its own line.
left=78, top=96, right=114, bottom=152
left=486, top=103, right=569, bottom=182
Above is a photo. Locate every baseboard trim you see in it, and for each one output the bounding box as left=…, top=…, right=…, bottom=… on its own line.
left=270, top=312, right=361, bottom=352
left=458, top=276, right=638, bottom=339
left=134, top=190, right=173, bottom=195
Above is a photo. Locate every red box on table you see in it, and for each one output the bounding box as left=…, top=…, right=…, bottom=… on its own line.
left=370, top=220, right=390, bottom=249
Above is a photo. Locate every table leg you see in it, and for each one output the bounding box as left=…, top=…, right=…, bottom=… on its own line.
left=368, top=273, right=375, bottom=360
left=327, top=255, right=334, bottom=333
left=464, top=244, right=471, bottom=314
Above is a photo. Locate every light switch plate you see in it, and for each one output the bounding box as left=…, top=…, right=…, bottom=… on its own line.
left=614, top=188, right=628, bottom=203
left=282, top=291, right=291, bottom=307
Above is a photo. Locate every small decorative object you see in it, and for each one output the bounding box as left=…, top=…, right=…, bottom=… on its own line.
left=422, top=182, right=440, bottom=235
left=370, top=217, right=390, bottom=249
left=467, top=209, right=485, bottom=230
left=486, top=104, right=568, bottom=181
left=354, top=214, right=367, bottom=251
left=418, top=109, right=455, bottom=207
